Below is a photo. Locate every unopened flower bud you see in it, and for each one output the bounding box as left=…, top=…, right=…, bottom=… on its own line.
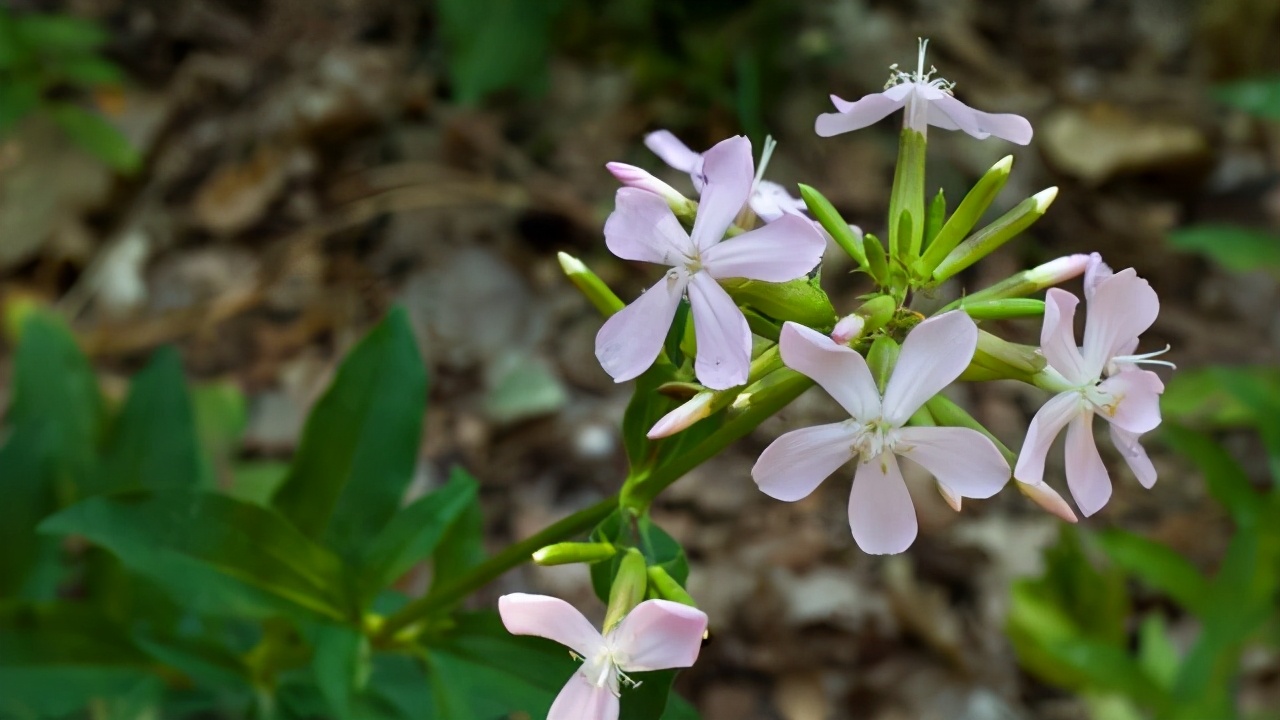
left=647, top=565, right=697, bottom=607
left=1026, top=253, right=1090, bottom=286
left=557, top=252, right=624, bottom=317
left=648, top=391, right=716, bottom=439
left=831, top=314, right=866, bottom=345
left=605, top=162, right=697, bottom=219
left=1017, top=480, right=1078, bottom=523
left=959, top=298, right=1045, bottom=321
left=931, top=187, right=1058, bottom=283
left=797, top=183, right=868, bottom=269
left=941, top=253, right=1090, bottom=313
left=532, top=541, right=618, bottom=566
left=856, top=294, right=897, bottom=335
left=918, top=155, right=1013, bottom=276
left=963, top=330, right=1046, bottom=383
left=603, top=548, right=649, bottom=632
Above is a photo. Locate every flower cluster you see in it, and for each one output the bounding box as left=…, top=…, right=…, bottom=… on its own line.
left=508, top=40, right=1170, bottom=720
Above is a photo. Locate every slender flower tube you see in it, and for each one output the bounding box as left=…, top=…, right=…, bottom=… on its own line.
left=596, top=136, right=826, bottom=389
left=499, top=594, right=708, bottom=720
left=752, top=311, right=1010, bottom=554
left=644, top=130, right=809, bottom=221
left=1014, top=258, right=1168, bottom=516
left=815, top=39, right=1032, bottom=144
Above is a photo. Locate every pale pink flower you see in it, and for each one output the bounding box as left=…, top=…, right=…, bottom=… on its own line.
left=752, top=312, right=1010, bottom=554
left=498, top=593, right=708, bottom=720
left=1014, top=259, right=1166, bottom=517
left=815, top=39, right=1032, bottom=145
left=596, top=136, right=826, bottom=390
left=644, top=130, right=808, bottom=222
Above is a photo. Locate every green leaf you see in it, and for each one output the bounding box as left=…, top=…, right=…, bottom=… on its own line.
left=47, top=103, right=141, bottom=174
left=422, top=611, right=577, bottom=719
left=0, top=426, right=58, bottom=598
left=310, top=622, right=369, bottom=720
left=1095, top=530, right=1210, bottom=615
left=1159, top=424, right=1259, bottom=527
left=229, top=461, right=289, bottom=507
left=620, top=357, right=684, bottom=474
left=1161, top=366, right=1280, bottom=429
left=98, top=346, right=202, bottom=493
left=55, top=55, right=124, bottom=86
left=590, top=510, right=689, bottom=603
left=1166, top=225, right=1280, bottom=274
left=429, top=468, right=487, bottom=593
left=360, top=470, right=478, bottom=600
left=40, top=489, right=354, bottom=621
left=438, top=0, right=568, bottom=104
left=0, top=667, right=162, bottom=720
left=1214, top=76, right=1280, bottom=119
left=1137, top=614, right=1180, bottom=690
left=0, top=81, right=41, bottom=133
left=272, top=308, right=428, bottom=563
left=192, top=380, right=248, bottom=488
left=10, top=310, right=104, bottom=500
left=132, top=633, right=249, bottom=690
left=14, top=13, right=108, bottom=53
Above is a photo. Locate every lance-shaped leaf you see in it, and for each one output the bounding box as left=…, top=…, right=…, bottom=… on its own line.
left=272, top=308, right=428, bottom=562
left=41, top=489, right=353, bottom=621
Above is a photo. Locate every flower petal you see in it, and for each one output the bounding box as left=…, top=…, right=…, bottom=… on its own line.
left=1110, top=425, right=1157, bottom=489
left=1017, top=479, right=1078, bottom=523
left=753, top=422, right=858, bottom=501
left=849, top=453, right=917, bottom=554
left=1081, top=269, right=1159, bottom=378
left=1042, top=289, right=1088, bottom=385
left=644, top=130, right=702, bottom=175
left=881, top=311, right=978, bottom=426
left=749, top=180, right=807, bottom=222
left=1082, top=252, right=1111, bottom=304
left=548, top=672, right=620, bottom=720
left=927, top=93, right=1033, bottom=145
left=1014, top=391, right=1081, bottom=486
left=498, top=593, right=605, bottom=659
left=610, top=599, right=708, bottom=672
left=815, top=90, right=910, bottom=137
left=690, top=136, right=754, bottom=252
left=896, top=426, right=1010, bottom=499
left=687, top=272, right=751, bottom=390
left=595, top=271, right=688, bottom=383
left=605, top=188, right=694, bottom=264
left=778, top=321, right=881, bottom=419
left=702, top=215, right=825, bottom=282
left=1065, top=413, right=1111, bottom=517
left=1096, top=369, right=1164, bottom=434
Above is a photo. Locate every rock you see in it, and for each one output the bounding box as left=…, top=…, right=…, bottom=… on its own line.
left=1041, top=105, right=1209, bottom=185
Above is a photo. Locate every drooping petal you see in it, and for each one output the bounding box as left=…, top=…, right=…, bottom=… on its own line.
left=849, top=453, right=917, bottom=554
left=752, top=422, right=859, bottom=501
left=1014, top=391, right=1082, bottom=486
left=610, top=599, right=708, bottom=672
left=595, top=270, right=688, bottom=383
left=815, top=88, right=911, bottom=137
left=881, top=311, right=978, bottom=426
left=1110, top=425, right=1157, bottom=489
left=498, top=594, right=606, bottom=659
left=927, top=92, right=1033, bottom=145
left=1095, top=370, right=1164, bottom=434
left=1017, top=479, right=1079, bottom=523
left=604, top=188, right=695, bottom=265
left=778, top=321, right=881, bottom=420
left=1065, top=413, right=1111, bottom=517
left=896, top=426, right=1010, bottom=499
left=687, top=272, right=751, bottom=390
left=1041, top=289, right=1089, bottom=385
left=548, top=672, right=620, bottom=720
left=1082, top=252, right=1111, bottom=304
left=1081, top=269, right=1159, bottom=379
left=644, top=130, right=702, bottom=175
left=689, top=136, right=754, bottom=252
left=606, top=163, right=690, bottom=210
left=702, top=215, right=825, bottom=282
left=750, top=180, right=808, bottom=222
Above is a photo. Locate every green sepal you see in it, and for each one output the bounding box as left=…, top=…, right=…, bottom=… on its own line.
left=798, top=183, right=867, bottom=268
left=531, top=542, right=617, bottom=567
left=863, top=233, right=890, bottom=287
left=855, top=295, right=897, bottom=335
left=924, top=394, right=1016, bottom=465
left=931, top=187, right=1059, bottom=283
left=603, top=548, right=648, bottom=632
left=647, top=566, right=696, bottom=606
left=557, top=252, right=624, bottom=317
left=958, top=298, right=1045, bottom=321
left=720, top=275, right=837, bottom=332
left=888, top=128, right=926, bottom=262
left=917, top=155, right=1013, bottom=276
left=923, top=188, right=946, bottom=253
left=866, top=336, right=900, bottom=393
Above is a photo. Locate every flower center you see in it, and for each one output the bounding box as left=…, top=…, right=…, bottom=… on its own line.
left=884, top=37, right=955, bottom=93
left=1080, top=382, right=1122, bottom=418
left=850, top=418, right=897, bottom=460
left=579, top=647, right=620, bottom=693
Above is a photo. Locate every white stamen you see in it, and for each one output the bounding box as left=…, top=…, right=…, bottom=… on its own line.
left=752, top=135, right=778, bottom=194
left=884, top=37, right=955, bottom=93
left=1111, top=345, right=1176, bottom=370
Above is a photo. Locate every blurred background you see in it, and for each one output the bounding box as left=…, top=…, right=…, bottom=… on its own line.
left=1, top=0, right=1279, bottom=718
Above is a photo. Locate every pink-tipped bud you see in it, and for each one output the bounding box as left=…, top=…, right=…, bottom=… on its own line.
left=1026, top=254, right=1091, bottom=288
left=1017, top=480, right=1078, bottom=523
left=937, top=482, right=962, bottom=512
left=606, top=162, right=694, bottom=215
left=831, top=314, right=866, bottom=346
left=648, top=390, right=715, bottom=439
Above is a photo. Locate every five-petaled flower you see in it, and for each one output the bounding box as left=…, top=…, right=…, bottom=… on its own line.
left=499, top=593, right=708, bottom=720
left=815, top=39, right=1032, bottom=145
left=596, top=135, right=826, bottom=390
left=1014, top=255, right=1167, bottom=517
left=752, top=311, right=1010, bottom=554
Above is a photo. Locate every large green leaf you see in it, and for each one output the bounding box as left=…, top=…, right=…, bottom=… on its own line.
left=1160, top=424, right=1260, bottom=528
left=309, top=622, right=369, bottom=720
left=1166, top=225, right=1280, bottom=274
left=41, top=489, right=354, bottom=621
left=429, top=467, right=488, bottom=595
left=1095, top=530, right=1210, bottom=616
left=0, top=426, right=58, bottom=598
left=1214, top=76, right=1280, bottom=120
left=48, top=103, right=141, bottom=174
left=10, top=310, right=105, bottom=500
left=438, top=0, right=567, bottom=104
left=359, top=469, right=478, bottom=600
left=272, top=308, right=428, bottom=563
left=98, top=346, right=202, bottom=493
left=1160, top=366, right=1280, bottom=429
left=0, top=667, right=162, bottom=720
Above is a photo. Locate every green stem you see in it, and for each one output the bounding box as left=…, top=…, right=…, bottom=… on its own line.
left=376, top=497, right=615, bottom=642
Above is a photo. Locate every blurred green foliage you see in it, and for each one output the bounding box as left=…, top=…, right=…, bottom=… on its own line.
left=0, top=307, right=702, bottom=719
left=0, top=8, right=139, bottom=173
left=1008, top=366, right=1280, bottom=720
